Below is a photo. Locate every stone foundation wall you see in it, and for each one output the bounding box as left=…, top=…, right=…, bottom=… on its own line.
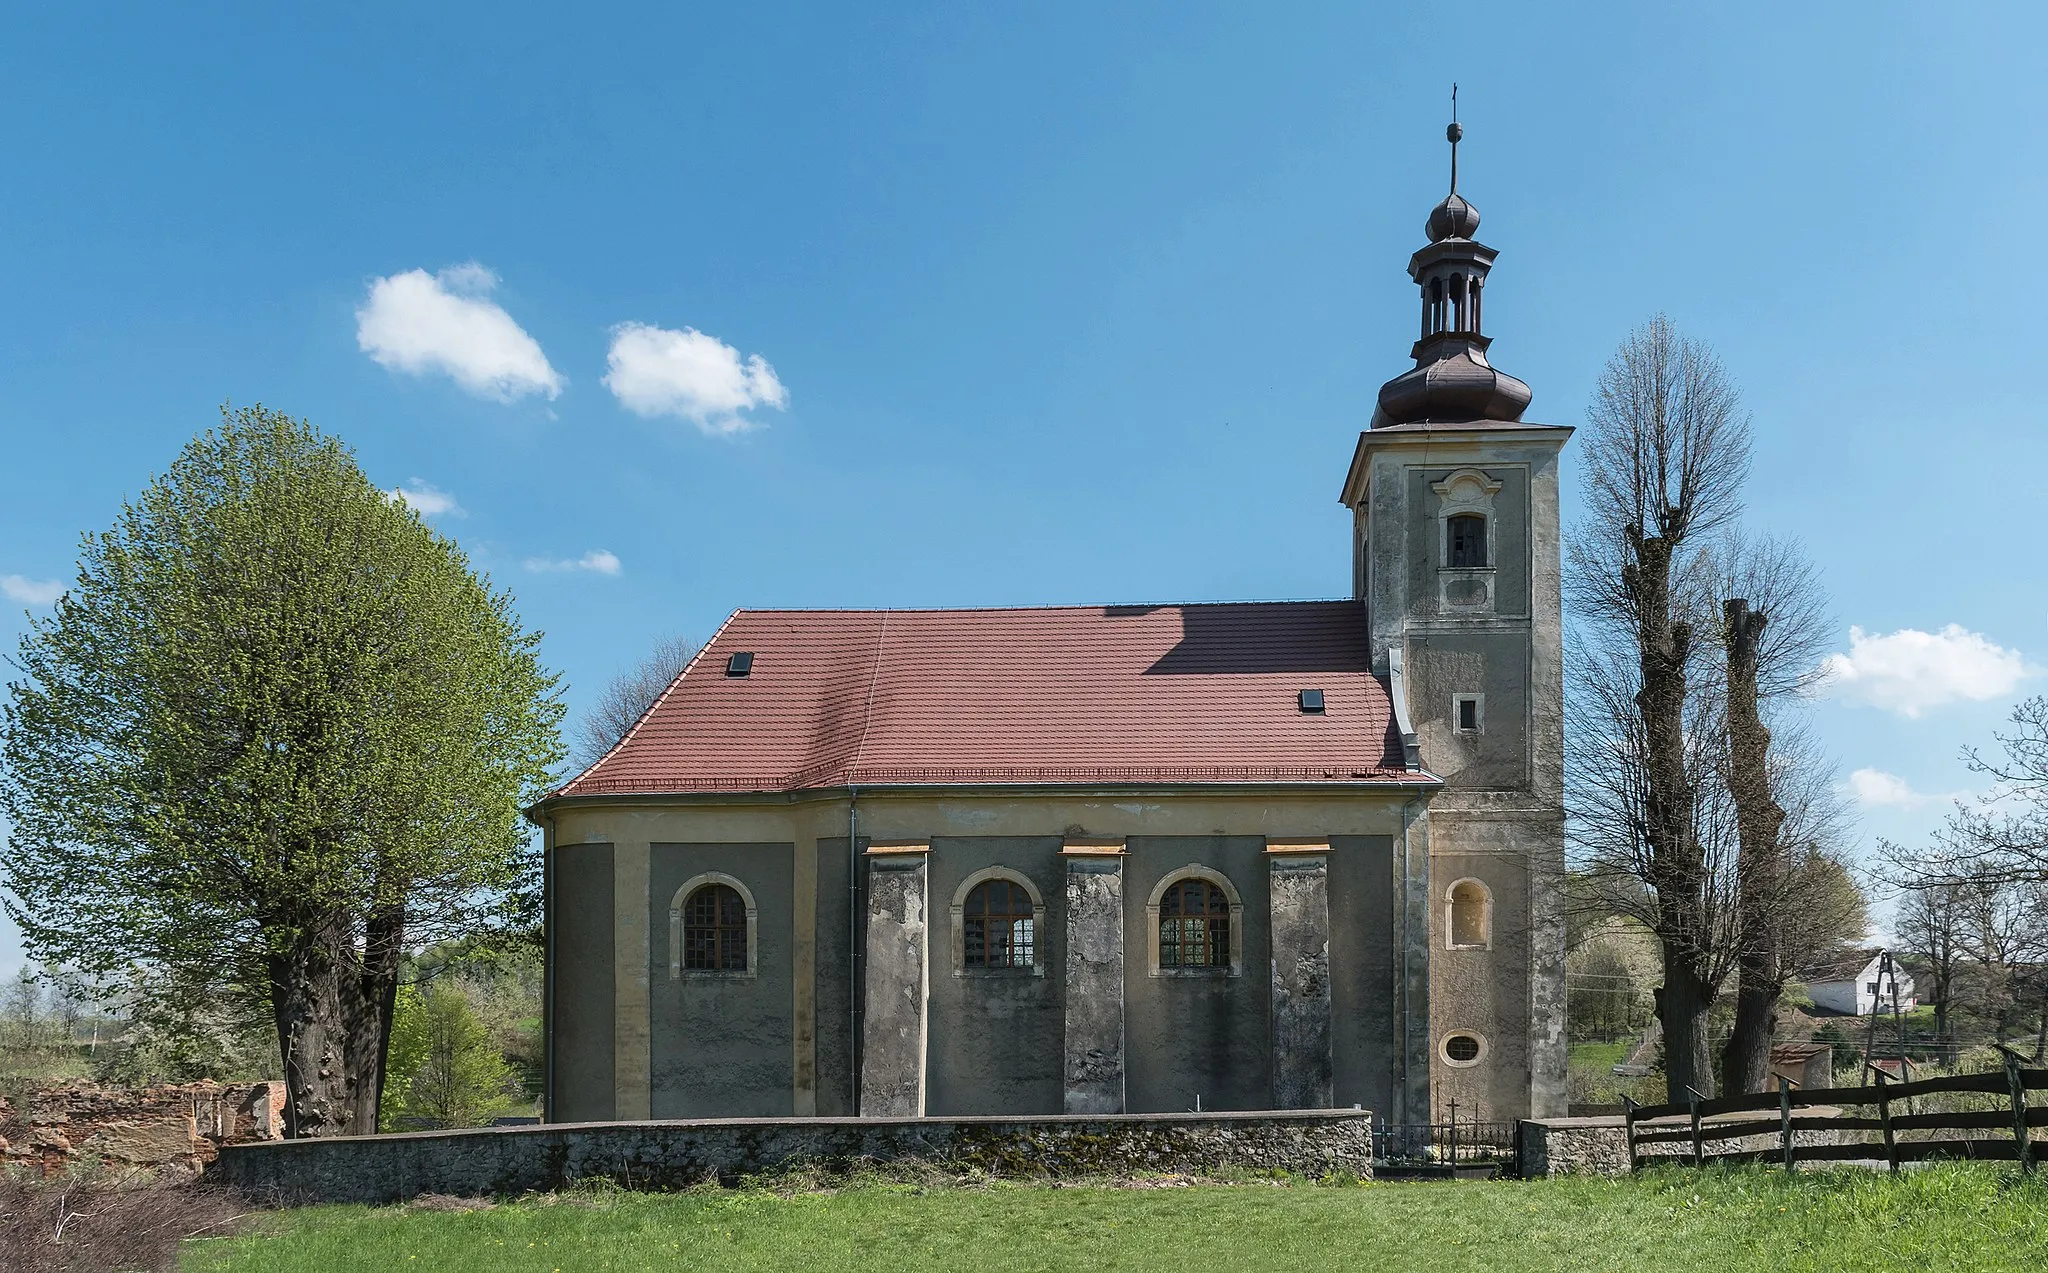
left=206, top=1109, right=1375, bottom=1204
left=0, top=1081, right=284, bottom=1180
left=1518, top=1114, right=1847, bottom=1177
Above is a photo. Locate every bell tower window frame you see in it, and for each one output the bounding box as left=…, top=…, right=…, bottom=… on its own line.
left=1431, top=467, right=1502, bottom=612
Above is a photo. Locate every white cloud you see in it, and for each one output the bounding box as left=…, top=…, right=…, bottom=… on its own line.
left=1823, top=625, right=2034, bottom=718
left=1845, top=768, right=1966, bottom=811
left=1, top=575, right=64, bottom=606
left=356, top=263, right=563, bottom=402
left=602, top=322, right=788, bottom=435
left=388, top=479, right=465, bottom=518
left=523, top=550, right=621, bottom=576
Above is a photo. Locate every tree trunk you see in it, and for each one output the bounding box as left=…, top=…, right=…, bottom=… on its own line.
left=1629, top=528, right=1715, bottom=1100
left=268, top=912, right=401, bottom=1138
left=1931, top=956, right=1949, bottom=1042
left=1656, top=958, right=1716, bottom=1100
left=1719, top=600, right=1787, bottom=1095
left=352, top=906, right=406, bottom=1134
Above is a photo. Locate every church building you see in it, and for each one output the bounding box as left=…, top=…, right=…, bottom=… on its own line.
left=529, top=122, right=1570, bottom=1130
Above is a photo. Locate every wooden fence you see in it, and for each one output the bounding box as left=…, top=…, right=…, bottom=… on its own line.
left=1622, top=1049, right=2045, bottom=1173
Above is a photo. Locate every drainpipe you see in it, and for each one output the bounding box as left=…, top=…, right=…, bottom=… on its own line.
left=1397, top=794, right=1415, bottom=1136
left=849, top=786, right=860, bottom=1110
left=540, top=808, right=556, bottom=1124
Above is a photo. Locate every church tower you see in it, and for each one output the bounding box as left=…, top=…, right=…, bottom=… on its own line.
left=1339, top=116, right=1571, bottom=1120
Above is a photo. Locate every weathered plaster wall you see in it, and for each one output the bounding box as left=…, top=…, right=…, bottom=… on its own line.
left=647, top=842, right=794, bottom=1119
left=551, top=844, right=615, bottom=1122
left=1268, top=851, right=1332, bottom=1109
left=545, top=792, right=1422, bottom=1123
left=812, top=835, right=859, bottom=1116
left=924, top=837, right=1066, bottom=1117
left=1408, top=631, right=1532, bottom=789
left=1124, top=836, right=1271, bottom=1114
left=1328, top=834, right=1397, bottom=1117
left=1354, top=429, right=1570, bottom=1123
left=1400, top=466, right=1532, bottom=621
left=1063, top=850, right=1126, bottom=1113
left=1429, top=840, right=1530, bottom=1121
left=206, top=1111, right=1375, bottom=1204
left=860, top=849, right=928, bottom=1116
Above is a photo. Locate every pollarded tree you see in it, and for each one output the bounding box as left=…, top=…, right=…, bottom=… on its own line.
left=1568, top=314, right=1751, bottom=1099
left=1, top=405, right=563, bottom=1136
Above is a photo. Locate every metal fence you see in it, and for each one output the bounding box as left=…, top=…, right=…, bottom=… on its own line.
left=1374, top=1118, right=1517, bottom=1165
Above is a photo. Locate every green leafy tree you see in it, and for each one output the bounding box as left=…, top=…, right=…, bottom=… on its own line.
left=378, top=983, right=430, bottom=1131
left=385, top=981, right=516, bottom=1130
left=1, top=405, right=563, bottom=1136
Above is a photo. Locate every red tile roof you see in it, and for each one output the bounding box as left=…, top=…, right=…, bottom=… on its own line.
left=556, top=601, right=1416, bottom=797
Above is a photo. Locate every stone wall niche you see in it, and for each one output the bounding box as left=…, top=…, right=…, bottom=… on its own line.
left=859, top=843, right=930, bottom=1117
left=1061, top=839, right=1126, bottom=1114
left=1267, top=841, right=1333, bottom=1109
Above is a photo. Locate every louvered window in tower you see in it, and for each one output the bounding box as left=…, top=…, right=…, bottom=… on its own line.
left=1447, top=514, right=1487, bottom=568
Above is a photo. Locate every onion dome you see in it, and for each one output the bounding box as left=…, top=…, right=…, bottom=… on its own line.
left=1427, top=191, right=1481, bottom=242
left=1376, top=344, right=1531, bottom=423
left=1372, top=114, right=1534, bottom=427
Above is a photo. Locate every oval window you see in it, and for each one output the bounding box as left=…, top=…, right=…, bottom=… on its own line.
left=1443, top=1033, right=1483, bottom=1064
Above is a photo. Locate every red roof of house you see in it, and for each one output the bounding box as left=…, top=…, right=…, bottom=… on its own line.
left=556, top=601, right=1416, bottom=797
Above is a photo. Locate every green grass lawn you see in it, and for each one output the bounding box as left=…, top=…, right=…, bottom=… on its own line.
left=184, top=1165, right=2048, bottom=1273
left=1569, top=1039, right=1632, bottom=1071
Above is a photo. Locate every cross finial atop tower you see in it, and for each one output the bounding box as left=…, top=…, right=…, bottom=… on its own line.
left=1448, top=84, right=1462, bottom=194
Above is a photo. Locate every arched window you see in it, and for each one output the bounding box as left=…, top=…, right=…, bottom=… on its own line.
left=963, top=878, right=1035, bottom=969
left=669, top=873, right=758, bottom=978
left=1159, top=878, right=1231, bottom=969
left=1446, top=878, right=1492, bottom=950
left=684, top=884, right=747, bottom=971
left=1447, top=514, right=1487, bottom=568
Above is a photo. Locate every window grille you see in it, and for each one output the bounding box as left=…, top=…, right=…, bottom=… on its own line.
left=1158, top=877, right=1231, bottom=968
left=963, top=878, right=1035, bottom=969
left=683, top=883, right=748, bottom=972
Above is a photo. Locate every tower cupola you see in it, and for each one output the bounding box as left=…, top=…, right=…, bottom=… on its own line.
left=1374, top=117, right=1533, bottom=427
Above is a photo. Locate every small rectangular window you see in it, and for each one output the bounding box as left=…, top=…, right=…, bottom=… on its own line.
left=726, top=652, right=754, bottom=677
left=1299, top=689, right=1325, bottom=714
left=1455, top=696, right=1480, bottom=733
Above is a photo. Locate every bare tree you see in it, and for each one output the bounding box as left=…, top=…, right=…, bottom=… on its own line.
left=1896, top=881, right=1970, bottom=1041
left=572, top=634, right=701, bottom=770
left=1883, top=696, right=2048, bottom=1053
left=1713, top=535, right=1840, bottom=1093
left=1568, top=314, right=1753, bottom=1099
left=1891, top=698, right=2048, bottom=890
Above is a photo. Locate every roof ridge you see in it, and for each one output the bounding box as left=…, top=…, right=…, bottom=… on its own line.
left=728, top=598, right=1362, bottom=616
left=846, top=609, right=890, bottom=777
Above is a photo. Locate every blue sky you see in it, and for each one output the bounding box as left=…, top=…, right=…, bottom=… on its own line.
left=3, top=3, right=2045, bottom=975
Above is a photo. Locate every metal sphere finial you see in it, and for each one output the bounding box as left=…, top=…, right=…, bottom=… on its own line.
left=1447, top=121, right=1464, bottom=144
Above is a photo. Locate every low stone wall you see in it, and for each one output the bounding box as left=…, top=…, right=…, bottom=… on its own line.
left=1517, top=1116, right=1630, bottom=1176
left=205, top=1109, right=1375, bottom=1204
left=0, top=1081, right=284, bottom=1180
left=1519, top=1112, right=1850, bottom=1177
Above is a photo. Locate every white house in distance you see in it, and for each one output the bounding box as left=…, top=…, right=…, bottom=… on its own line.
left=1802, top=949, right=1916, bottom=1016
